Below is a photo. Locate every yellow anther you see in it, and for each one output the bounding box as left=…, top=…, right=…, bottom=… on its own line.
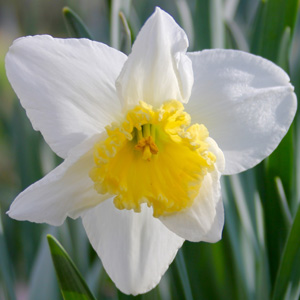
left=135, top=136, right=159, bottom=161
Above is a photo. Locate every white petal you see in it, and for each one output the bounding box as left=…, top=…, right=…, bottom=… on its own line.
left=159, top=138, right=224, bottom=242
left=5, top=35, right=127, bottom=158
left=185, top=49, right=297, bottom=175
left=82, top=201, right=184, bottom=295
left=116, top=7, right=193, bottom=109
left=201, top=196, right=224, bottom=243
left=8, top=134, right=108, bottom=225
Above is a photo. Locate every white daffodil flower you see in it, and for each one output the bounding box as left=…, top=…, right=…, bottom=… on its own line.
left=5, top=7, right=297, bottom=295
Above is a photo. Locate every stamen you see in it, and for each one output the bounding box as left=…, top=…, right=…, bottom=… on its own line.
left=136, top=127, right=143, bottom=141
left=134, top=124, right=159, bottom=160
left=151, top=124, right=156, bottom=140
left=143, top=123, right=151, bottom=138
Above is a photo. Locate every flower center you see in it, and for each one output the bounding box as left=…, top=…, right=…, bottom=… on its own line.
left=134, top=124, right=159, bottom=161
left=90, top=100, right=216, bottom=217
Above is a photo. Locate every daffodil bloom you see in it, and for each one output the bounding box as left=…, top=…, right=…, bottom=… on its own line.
left=6, top=7, right=297, bottom=295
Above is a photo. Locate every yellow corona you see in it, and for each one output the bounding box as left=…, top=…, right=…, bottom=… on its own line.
left=90, top=100, right=216, bottom=217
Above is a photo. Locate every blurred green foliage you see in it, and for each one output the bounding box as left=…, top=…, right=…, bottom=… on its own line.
left=0, top=0, right=299, bottom=299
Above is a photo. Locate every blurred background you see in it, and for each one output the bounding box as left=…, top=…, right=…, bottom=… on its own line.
left=0, top=0, right=300, bottom=299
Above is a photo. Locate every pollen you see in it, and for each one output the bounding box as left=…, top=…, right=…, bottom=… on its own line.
left=90, top=100, right=216, bottom=217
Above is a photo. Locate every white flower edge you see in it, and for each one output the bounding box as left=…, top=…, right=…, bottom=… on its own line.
left=116, top=7, right=194, bottom=110
left=5, top=35, right=127, bottom=159
left=7, top=134, right=109, bottom=225
left=185, top=49, right=297, bottom=175
left=82, top=200, right=184, bottom=295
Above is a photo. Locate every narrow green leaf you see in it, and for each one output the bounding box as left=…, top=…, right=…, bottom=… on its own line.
left=263, top=126, right=295, bottom=284
left=210, top=0, right=225, bottom=48
left=225, top=174, right=265, bottom=298
left=230, top=174, right=260, bottom=256
left=275, top=177, right=292, bottom=227
left=277, top=27, right=291, bottom=71
left=11, top=103, right=43, bottom=271
left=109, top=0, right=132, bottom=49
left=175, top=249, right=193, bottom=300
left=183, top=240, right=235, bottom=299
left=11, top=102, right=43, bottom=190
left=222, top=177, right=250, bottom=299
left=85, top=260, right=103, bottom=297
left=194, top=0, right=211, bottom=49
left=254, top=193, right=271, bottom=300
left=250, top=0, right=266, bottom=55
left=272, top=204, right=300, bottom=300
left=225, top=20, right=249, bottom=51
left=250, top=0, right=298, bottom=286
left=251, top=0, right=298, bottom=61
left=63, top=7, right=93, bottom=39
left=175, top=0, right=195, bottom=49
left=119, top=11, right=132, bottom=55
left=0, top=208, right=16, bottom=300
left=169, top=253, right=187, bottom=300
left=295, top=118, right=300, bottom=212
left=47, top=235, right=96, bottom=300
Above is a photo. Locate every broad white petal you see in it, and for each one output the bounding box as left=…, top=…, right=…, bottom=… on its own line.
left=159, top=138, right=224, bottom=242
left=82, top=201, right=184, bottom=295
left=185, top=49, right=297, bottom=175
left=116, top=7, right=193, bottom=109
left=8, top=134, right=108, bottom=225
left=6, top=35, right=127, bottom=158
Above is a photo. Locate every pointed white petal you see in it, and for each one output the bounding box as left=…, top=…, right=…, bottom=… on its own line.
left=116, top=7, right=193, bottom=109
left=159, top=138, right=225, bottom=242
left=8, top=134, right=108, bottom=225
left=185, top=49, right=297, bottom=175
left=5, top=35, right=127, bottom=158
left=82, top=201, right=184, bottom=295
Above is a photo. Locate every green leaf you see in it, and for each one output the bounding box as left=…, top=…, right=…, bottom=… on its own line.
left=174, top=249, right=193, bottom=300
left=277, top=27, right=291, bottom=71
left=272, top=204, right=300, bottom=300
left=274, top=177, right=292, bottom=228
left=263, top=126, right=295, bottom=283
left=250, top=0, right=298, bottom=286
left=250, top=0, right=266, bottom=55
left=225, top=20, right=249, bottom=51
left=47, top=235, right=96, bottom=300
left=11, top=102, right=43, bottom=190
left=119, top=11, right=132, bottom=55
left=223, top=174, right=269, bottom=299
left=210, top=0, right=225, bottom=48
left=194, top=0, right=211, bottom=49
left=175, top=0, right=195, bottom=49
left=109, top=0, right=132, bottom=49
left=251, top=0, right=298, bottom=62
left=0, top=208, right=16, bottom=300
left=295, top=119, right=300, bottom=212
left=63, top=7, right=93, bottom=39
left=11, top=103, right=44, bottom=271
